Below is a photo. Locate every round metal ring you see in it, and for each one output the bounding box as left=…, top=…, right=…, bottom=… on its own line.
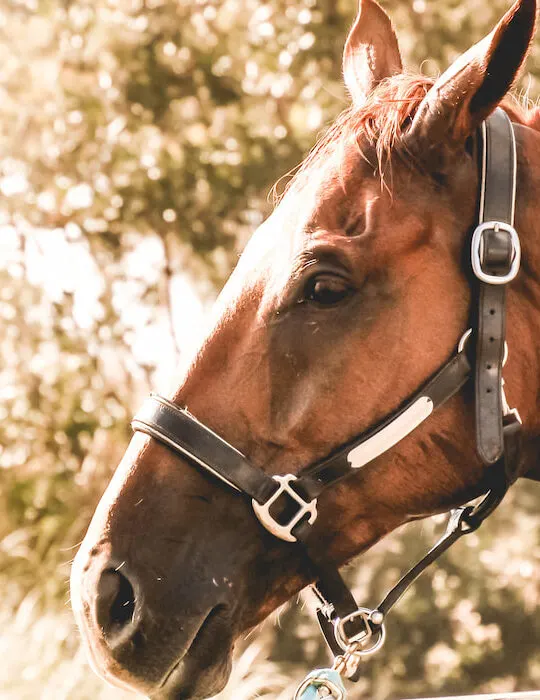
left=333, top=608, right=386, bottom=657
left=353, top=623, right=386, bottom=657
left=457, top=328, right=509, bottom=366
left=458, top=328, right=472, bottom=354
left=502, top=341, right=509, bottom=367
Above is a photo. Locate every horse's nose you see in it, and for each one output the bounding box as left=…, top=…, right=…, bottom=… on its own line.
left=95, top=566, right=139, bottom=649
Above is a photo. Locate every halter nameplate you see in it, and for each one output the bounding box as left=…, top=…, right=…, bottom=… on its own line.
left=347, top=396, right=433, bottom=470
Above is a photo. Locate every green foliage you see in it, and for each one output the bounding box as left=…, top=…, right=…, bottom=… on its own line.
left=1, top=0, right=540, bottom=698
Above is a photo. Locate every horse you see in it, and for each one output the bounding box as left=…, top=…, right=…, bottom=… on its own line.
left=70, top=0, right=540, bottom=697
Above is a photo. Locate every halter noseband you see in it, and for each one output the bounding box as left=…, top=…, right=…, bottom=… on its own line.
left=131, top=108, right=523, bottom=681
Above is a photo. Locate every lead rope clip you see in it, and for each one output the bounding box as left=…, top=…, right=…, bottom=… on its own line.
left=294, top=641, right=364, bottom=700
left=294, top=665, right=348, bottom=700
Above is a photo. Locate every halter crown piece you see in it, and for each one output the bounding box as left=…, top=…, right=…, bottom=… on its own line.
left=131, top=109, right=523, bottom=698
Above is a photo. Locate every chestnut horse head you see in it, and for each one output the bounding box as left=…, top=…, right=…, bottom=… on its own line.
left=71, top=0, right=540, bottom=697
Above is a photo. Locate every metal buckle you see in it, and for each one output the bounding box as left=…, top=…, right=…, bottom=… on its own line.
left=252, top=474, right=317, bottom=543
left=471, top=221, right=521, bottom=285
left=446, top=505, right=477, bottom=536
left=458, top=327, right=509, bottom=366
left=333, top=608, right=386, bottom=656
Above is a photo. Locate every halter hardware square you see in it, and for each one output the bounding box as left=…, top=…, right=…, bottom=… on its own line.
left=471, top=221, right=521, bottom=285
left=334, top=610, right=372, bottom=649
left=252, top=474, right=317, bottom=543
left=333, top=608, right=386, bottom=656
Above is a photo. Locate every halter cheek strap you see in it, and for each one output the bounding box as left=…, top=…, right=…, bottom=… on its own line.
left=473, top=112, right=520, bottom=464
left=131, top=108, right=523, bottom=680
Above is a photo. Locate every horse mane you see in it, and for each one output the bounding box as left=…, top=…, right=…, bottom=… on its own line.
left=280, top=72, right=540, bottom=198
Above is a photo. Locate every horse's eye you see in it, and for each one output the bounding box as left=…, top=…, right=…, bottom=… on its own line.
left=303, top=274, right=352, bottom=306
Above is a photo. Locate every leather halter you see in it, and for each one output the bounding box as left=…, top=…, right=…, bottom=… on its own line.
left=132, top=108, right=523, bottom=677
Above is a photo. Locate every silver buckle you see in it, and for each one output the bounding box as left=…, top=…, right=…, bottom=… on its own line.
left=471, top=221, right=521, bottom=285
left=333, top=608, right=386, bottom=656
left=252, top=474, right=317, bottom=543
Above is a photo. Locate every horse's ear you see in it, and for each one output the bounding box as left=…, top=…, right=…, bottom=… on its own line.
left=343, top=0, right=403, bottom=107
left=407, top=0, right=536, bottom=154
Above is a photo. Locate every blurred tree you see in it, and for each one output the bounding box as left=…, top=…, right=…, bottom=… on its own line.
left=1, top=0, right=540, bottom=698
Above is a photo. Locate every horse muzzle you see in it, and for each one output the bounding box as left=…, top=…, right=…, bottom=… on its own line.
left=71, top=544, right=236, bottom=700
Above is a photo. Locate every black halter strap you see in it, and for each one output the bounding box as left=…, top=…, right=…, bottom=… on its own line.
left=133, top=346, right=472, bottom=537
left=131, top=108, right=523, bottom=677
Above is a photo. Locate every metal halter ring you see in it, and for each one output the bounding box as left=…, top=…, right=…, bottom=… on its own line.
left=457, top=328, right=473, bottom=354
left=252, top=474, right=317, bottom=543
left=333, top=608, right=386, bottom=656
left=458, top=328, right=508, bottom=366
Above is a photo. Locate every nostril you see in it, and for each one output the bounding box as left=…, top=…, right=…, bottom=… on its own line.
left=96, top=569, right=137, bottom=645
